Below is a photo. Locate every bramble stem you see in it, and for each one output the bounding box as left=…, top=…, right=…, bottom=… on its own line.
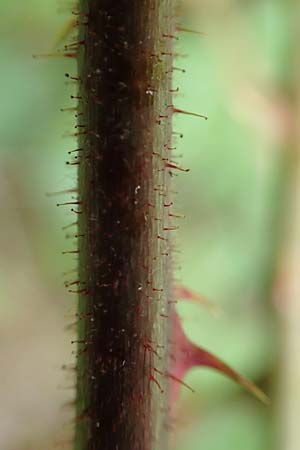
left=75, top=2, right=175, bottom=449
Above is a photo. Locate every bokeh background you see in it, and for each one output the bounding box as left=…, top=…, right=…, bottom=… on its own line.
left=1, top=1, right=299, bottom=449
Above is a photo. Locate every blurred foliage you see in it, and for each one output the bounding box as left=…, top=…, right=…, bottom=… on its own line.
left=0, top=0, right=293, bottom=449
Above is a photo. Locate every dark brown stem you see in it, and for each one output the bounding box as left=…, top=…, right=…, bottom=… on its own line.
left=75, top=2, right=175, bottom=449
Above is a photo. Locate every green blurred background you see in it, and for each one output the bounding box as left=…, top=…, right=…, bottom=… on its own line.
left=2, top=0, right=300, bottom=449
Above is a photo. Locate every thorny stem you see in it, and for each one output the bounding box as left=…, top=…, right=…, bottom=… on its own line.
left=74, top=2, right=176, bottom=450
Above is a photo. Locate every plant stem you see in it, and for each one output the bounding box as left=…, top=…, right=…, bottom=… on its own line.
left=75, top=2, right=175, bottom=449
